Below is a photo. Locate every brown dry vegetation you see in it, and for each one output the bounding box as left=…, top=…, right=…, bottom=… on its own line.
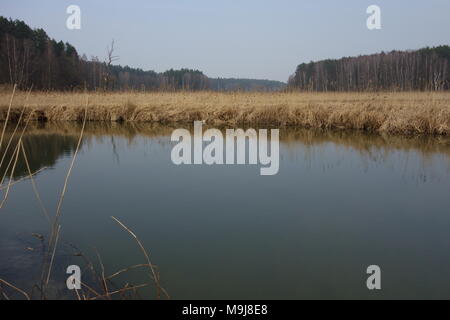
left=0, top=89, right=167, bottom=299
left=0, top=91, right=449, bottom=135
left=9, top=122, right=449, bottom=163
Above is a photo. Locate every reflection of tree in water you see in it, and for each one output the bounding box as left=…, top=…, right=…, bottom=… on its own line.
left=0, top=134, right=79, bottom=180
left=2, top=122, right=449, bottom=182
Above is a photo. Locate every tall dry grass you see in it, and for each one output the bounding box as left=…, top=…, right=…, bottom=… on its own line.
left=13, top=121, right=450, bottom=158
left=0, top=91, right=449, bottom=135
left=0, top=88, right=168, bottom=300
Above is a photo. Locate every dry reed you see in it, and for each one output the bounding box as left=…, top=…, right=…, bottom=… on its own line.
left=0, top=91, right=449, bottom=135
left=111, top=216, right=169, bottom=300
left=0, top=88, right=168, bottom=300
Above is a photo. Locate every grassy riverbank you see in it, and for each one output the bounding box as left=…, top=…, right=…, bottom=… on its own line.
left=0, top=91, right=449, bottom=135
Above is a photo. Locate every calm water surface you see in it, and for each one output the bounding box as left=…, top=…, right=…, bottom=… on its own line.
left=1, top=123, right=450, bottom=299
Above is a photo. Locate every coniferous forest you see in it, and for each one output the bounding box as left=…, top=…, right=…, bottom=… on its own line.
left=1, top=16, right=449, bottom=92
left=288, top=46, right=450, bottom=91
left=0, top=17, right=285, bottom=92
left=1, top=4, right=450, bottom=303
left=0, top=17, right=211, bottom=91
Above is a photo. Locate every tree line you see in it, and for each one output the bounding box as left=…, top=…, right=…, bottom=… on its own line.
left=5, top=16, right=446, bottom=93
left=209, top=78, right=286, bottom=92
left=288, top=46, right=450, bottom=91
left=0, top=17, right=209, bottom=91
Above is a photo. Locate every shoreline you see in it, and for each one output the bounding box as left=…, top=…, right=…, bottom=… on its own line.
left=0, top=91, right=449, bottom=136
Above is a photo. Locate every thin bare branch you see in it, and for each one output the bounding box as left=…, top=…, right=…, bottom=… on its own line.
left=111, top=216, right=169, bottom=299
left=0, top=278, right=30, bottom=300
left=0, top=139, right=21, bottom=208
left=21, top=142, right=50, bottom=223
left=89, top=283, right=149, bottom=301
left=45, top=224, right=61, bottom=286
left=0, top=84, right=17, bottom=152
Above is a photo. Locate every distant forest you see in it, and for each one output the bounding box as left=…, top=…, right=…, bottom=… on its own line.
left=0, top=17, right=284, bottom=92
left=209, top=78, right=286, bottom=92
left=0, top=17, right=209, bottom=91
left=2, top=17, right=448, bottom=93
left=288, top=46, right=450, bottom=91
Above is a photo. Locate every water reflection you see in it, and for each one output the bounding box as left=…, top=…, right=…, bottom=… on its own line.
left=0, top=128, right=79, bottom=180
left=2, top=122, right=449, bottom=183
left=1, top=123, right=450, bottom=299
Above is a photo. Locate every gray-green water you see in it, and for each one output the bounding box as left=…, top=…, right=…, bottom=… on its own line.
left=1, top=123, right=450, bottom=299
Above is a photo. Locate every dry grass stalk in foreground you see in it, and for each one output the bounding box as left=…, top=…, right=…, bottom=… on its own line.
left=0, top=91, right=449, bottom=135
left=40, top=95, right=88, bottom=297
left=0, top=88, right=167, bottom=300
left=111, top=216, right=169, bottom=300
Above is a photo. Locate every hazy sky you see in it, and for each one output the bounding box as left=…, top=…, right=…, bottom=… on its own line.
left=2, top=0, right=449, bottom=82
